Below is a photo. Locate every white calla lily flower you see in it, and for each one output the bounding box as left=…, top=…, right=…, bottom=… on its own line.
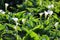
left=2, top=11, right=5, bottom=14
left=47, top=10, right=53, bottom=16
left=22, top=19, right=26, bottom=24
left=5, top=3, right=9, bottom=11
left=48, top=4, right=54, bottom=9
left=0, top=10, right=5, bottom=14
left=12, top=18, right=19, bottom=30
left=54, top=22, right=59, bottom=27
left=5, top=3, right=9, bottom=7
left=48, top=5, right=51, bottom=9
left=44, top=11, right=49, bottom=18
left=39, top=13, right=44, bottom=16
left=51, top=4, right=54, bottom=8
left=12, top=18, right=18, bottom=23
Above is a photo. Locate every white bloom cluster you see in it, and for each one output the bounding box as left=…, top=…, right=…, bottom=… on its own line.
left=0, top=10, right=5, bottom=14
left=48, top=4, right=54, bottom=9
left=39, top=10, right=53, bottom=18
left=44, top=10, right=53, bottom=18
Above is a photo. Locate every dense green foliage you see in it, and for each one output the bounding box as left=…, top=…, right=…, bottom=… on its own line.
left=0, top=0, right=60, bottom=40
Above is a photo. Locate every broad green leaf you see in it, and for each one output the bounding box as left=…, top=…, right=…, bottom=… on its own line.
left=0, top=24, right=5, bottom=30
